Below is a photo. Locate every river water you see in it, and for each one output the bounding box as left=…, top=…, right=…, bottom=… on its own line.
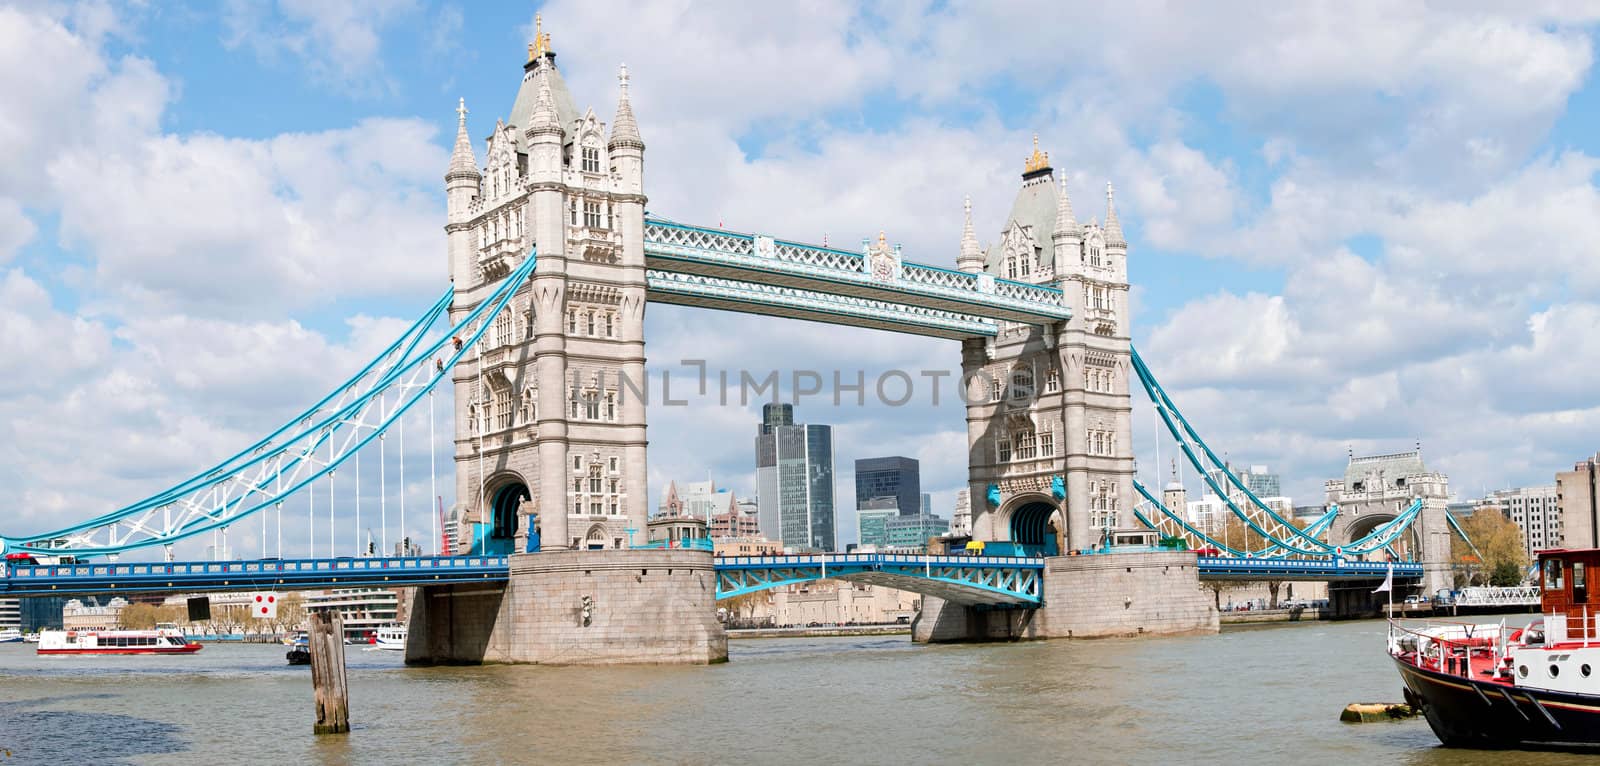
left=0, top=616, right=1589, bottom=765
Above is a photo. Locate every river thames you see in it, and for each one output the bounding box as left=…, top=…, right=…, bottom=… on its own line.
left=0, top=616, right=1587, bottom=765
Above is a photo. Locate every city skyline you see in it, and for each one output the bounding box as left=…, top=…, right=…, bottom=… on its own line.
left=4, top=4, right=1600, bottom=560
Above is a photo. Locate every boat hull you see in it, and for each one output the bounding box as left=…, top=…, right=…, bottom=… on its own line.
left=38, top=645, right=203, bottom=655
left=1394, top=656, right=1600, bottom=750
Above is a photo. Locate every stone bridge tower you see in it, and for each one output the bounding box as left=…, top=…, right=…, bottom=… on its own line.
left=444, top=30, right=648, bottom=555
left=1327, top=450, right=1452, bottom=594
left=960, top=140, right=1135, bottom=554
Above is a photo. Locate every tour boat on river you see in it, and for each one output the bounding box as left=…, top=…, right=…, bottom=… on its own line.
left=37, top=623, right=202, bottom=655
left=1389, top=547, right=1600, bottom=749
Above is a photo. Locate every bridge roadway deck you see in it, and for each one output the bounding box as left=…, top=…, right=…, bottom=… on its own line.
left=1196, top=556, right=1424, bottom=581
left=0, top=553, right=1422, bottom=597
left=0, top=555, right=511, bottom=596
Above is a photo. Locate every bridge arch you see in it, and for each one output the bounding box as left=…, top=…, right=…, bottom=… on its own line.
left=485, top=472, right=530, bottom=555
left=1337, top=510, right=1422, bottom=562
left=998, top=494, right=1062, bottom=555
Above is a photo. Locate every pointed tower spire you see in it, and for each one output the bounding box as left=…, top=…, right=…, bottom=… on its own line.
left=1104, top=181, right=1126, bottom=246
left=1053, top=175, right=1077, bottom=237
left=609, top=62, right=644, bottom=150
left=528, top=63, right=561, bottom=136
left=957, top=195, right=984, bottom=274
left=447, top=97, right=480, bottom=181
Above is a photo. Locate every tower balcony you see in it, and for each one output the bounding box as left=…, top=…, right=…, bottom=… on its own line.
left=570, top=225, right=620, bottom=261
left=479, top=237, right=525, bottom=280
left=1085, top=306, right=1117, bottom=334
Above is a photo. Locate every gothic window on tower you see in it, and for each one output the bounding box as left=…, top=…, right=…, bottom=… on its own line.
left=996, top=434, right=1012, bottom=463
left=608, top=456, right=619, bottom=473
left=1011, top=367, right=1034, bottom=400
left=584, top=390, right=601, bottom=420
left=573, top=479, right=582, bottom=494
left=990, top=375, right=1003, bottom=402
left=589, top=476, right=602, bottom=493
left=568, top=310, right=578, bottom=334
left=586, top=311, right=596, bottom=336
left=494, top=311, right=512, bottom=347
left=584, top=201, right=602, bottom=228
left=570, top=198, right=578, bottom=226
left=603, top=312, right=614, bottom=337
left=1015, top=428, right=1038, bottom=460
left=1039, top=426, right=1055, bottom=457
left=495, top=385, right=512, bottom=430
left=1006, top=256, right=1017, bottom=280
left=573, top=455, right=583, bottom=471
left=1045, top=368, right=1060, bottom=393
left=604, top=391, right=616, bottom=421
left=582, top=146, right=600, bottom=173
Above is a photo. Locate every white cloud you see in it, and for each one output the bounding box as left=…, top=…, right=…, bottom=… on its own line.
left=223, top=0, right=421, bottom=95
left=49, top=118, right=448, bottom=316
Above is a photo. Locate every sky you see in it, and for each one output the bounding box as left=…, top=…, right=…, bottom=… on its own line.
left=4, top=1, right=1600, bottom=558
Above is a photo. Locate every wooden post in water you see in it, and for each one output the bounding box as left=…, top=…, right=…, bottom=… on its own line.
left=308, top=611, right=350, bottom=735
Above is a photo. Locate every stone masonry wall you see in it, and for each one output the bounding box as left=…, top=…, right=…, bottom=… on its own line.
left=501, top=549, right=726, bottom=664
left=1038, top=551, right=1217, bottom=638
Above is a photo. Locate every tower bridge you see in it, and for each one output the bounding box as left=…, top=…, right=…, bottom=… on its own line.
left=0, top=29, right=1448, bottom=663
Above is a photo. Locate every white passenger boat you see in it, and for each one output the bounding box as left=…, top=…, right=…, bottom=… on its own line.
left=37, top=623, right=201, bottom=655
left=0, top=628, right=22, bottom=643
left=374, top=626, right=407, bottom=650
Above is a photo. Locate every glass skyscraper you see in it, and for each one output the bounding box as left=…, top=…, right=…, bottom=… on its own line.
left=756, top=404, right=836, bottom=551
left=855, top=456, right=921, bottom=517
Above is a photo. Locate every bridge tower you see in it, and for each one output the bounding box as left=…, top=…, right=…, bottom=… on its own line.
left=1327, top=450, right=1453, bottom=600
left=961, top=141, right=1135, bottom=554
left=445, top=36, right=648, bottom=556
left=415, top=29, right=724, bottom=665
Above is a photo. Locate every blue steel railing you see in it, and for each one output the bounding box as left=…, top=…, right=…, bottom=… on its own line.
left=1197, top=556, right=1423, bottom=580
left=1, top=555, right=510, bottom=595
left=633, top=538, right=715, bottom=552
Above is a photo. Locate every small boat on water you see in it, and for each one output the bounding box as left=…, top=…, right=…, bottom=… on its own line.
left=0, top=628, right=22, bottom=643
left=374, top=626, right=407, bottom=651
left=1390, top=546, right=1600, bottom=750
left=282, top=631, right=308, bottom=646
left=37, top=623, right=201, bottom=656
left=22, top=633, right=40, bottom=644
left=286, top=636, right=311, bottom=666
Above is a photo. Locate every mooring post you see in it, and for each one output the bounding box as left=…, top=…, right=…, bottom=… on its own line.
left=309, top=611, right=350, bottom=735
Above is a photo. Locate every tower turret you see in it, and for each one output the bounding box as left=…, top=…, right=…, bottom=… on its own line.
left=956, top=195, right=983, bottom=273
left=445, top=98, right=480, bottom=284
left=446, top=98, right=481, bottom=221
left=608, top=63, right=645, bottom=197
left=1104, top=182, right=1126, bottom=250
left=1051, top=175, right=1079, bottom=267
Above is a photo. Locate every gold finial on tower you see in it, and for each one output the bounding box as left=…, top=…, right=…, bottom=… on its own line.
left=529, top=13, right=552, bottom=61
left=1024, top=133, right=1051, bottom=174
left=878, top=230, right=888, bottom=248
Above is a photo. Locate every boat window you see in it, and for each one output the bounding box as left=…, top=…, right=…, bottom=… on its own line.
left=1550, top=664, right=1561, bottom=678
left=1584, top=664, right=1592, bottom=678
left=1575, top=562, right=1588, bottom=603
left=1546, top=559, right=1565, bottom=591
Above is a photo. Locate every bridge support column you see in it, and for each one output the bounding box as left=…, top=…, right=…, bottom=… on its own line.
left=407, top=549, right=726, bottom=665
left=1035, top=552, right=1217, bottom=638
left=913, top=551, right=1217, bottom=644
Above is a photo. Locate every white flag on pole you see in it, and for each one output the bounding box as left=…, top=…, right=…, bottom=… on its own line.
left=1373, top=563, right=1394, bottom=594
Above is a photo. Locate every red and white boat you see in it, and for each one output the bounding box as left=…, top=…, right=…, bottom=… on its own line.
left=37, top=623, right=202, bottom=655
left=1389, top=547, right=1600, bottom=750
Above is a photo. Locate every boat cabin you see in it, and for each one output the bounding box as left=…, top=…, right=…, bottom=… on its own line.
left=1536, top=547, right=1600, bottom=642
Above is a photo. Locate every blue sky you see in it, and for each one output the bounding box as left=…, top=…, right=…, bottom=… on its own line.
left=5, top=2, right=1600, bottom=557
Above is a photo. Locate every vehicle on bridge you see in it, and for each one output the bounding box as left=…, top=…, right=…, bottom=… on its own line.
left=1390, top=547, right=1600, bottom=750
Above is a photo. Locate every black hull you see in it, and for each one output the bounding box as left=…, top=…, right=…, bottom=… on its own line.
left=1394, top=656, right=1600, bottom=750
